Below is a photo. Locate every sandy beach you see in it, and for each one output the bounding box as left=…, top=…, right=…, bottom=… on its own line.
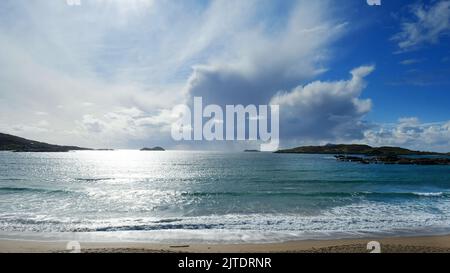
left=2, top=235, right=450, bottom=253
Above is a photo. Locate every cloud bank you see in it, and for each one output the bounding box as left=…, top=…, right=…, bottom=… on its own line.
left=0, top=0, right=349, bottom=149
left=0, top=0, right=449, bottom=152
left=187, top=1, right=347, bottom=106
left=270, top=66, right=374, bottom=142
left=365, top=118, right=450, bottom=152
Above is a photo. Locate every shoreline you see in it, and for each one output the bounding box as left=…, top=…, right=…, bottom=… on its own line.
left=2, top=234, right=450, bottom=253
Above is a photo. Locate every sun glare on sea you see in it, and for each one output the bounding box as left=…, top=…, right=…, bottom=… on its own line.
left=76, top=149, right=167, bottom=172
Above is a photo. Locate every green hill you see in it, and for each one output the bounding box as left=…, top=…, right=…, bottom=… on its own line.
left=275, top=144, right=443, bottom=156
left=0, top=132, right=91, bottom=152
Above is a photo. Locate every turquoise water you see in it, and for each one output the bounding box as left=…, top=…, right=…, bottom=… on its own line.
left=1, top=150, right=450, bottom=243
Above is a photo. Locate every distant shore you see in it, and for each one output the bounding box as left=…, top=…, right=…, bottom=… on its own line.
left=2, top=235, right=450, bottom=253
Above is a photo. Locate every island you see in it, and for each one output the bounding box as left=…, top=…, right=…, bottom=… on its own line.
left=140, top=147, right=165, bottom=151
left=0, top=132, right=91, bottom=152
left=244, top=149, right=260, bottom=152
left=276, top=144, right=450, bottom=166
left=275, top=144, right=442, bottom=156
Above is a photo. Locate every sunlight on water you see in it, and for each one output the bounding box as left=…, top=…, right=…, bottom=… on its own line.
left=1, top=151, right=450, bottom=243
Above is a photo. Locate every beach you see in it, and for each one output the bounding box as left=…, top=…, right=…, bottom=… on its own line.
left=2, top=235, right=450, bottom=253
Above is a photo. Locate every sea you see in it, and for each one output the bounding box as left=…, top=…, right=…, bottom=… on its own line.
left=1, top=150, right=450, bottom=243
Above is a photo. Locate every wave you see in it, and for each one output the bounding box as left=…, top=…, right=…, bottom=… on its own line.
left=92, top=223, right=223, bottom=232
left=1, top=186, right=446, bottom=199
left=179, top=191, right=449, bottom=198
left=349, top=191, right=447, bottom=198
left=412, top=192, right=445, bottom=197
left=2, top=204, right=450, bottom=239
left=75, top=178, right=115, bottom=182
left=0, top=178, right=25, bottom=181
left=262, top=179, right=378, bottom=184
left=0, top=186, right=71, bottom=194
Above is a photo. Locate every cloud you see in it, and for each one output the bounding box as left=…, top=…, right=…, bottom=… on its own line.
left=187, top=0, right=347, bottom=106
left=364, top=118, right=450, bottom=152
left=0, top=0, right=197, bottom=147
left=0, top=0, right=350, bottom=149
left=67, top=106, right=177, bottom=148
left=270, top=65, right=374, bottom=142
left=81, top=115, right=106, bottom=134
left=2, top=0, right=447, bottom=151
left=392, top=0, right=450, bottom=52
left=399, top=58, right=424, bottom=65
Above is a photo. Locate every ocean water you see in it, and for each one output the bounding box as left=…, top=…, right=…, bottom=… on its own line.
left=1, top=150, right=450, bottom=243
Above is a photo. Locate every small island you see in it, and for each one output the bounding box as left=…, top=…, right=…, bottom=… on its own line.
left=244, top=149, right=260, bottom=152
left=140, top=147, right=165, bottom=151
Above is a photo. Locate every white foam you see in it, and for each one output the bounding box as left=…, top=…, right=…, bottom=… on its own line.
left=2, top=199, right=450, bottom=243
left=412, top=192, right=444, bottom=197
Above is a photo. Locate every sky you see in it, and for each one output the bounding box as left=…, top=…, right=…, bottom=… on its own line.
left=0, top=0, right=449, bottom=151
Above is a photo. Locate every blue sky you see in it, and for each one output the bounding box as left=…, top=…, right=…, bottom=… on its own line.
left=0, top=0, right=449, bottom=151
left=327, top=0, right=450, bottom=124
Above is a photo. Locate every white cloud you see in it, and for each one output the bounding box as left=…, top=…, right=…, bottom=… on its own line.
left=0, top=0, right=349, bottom=149
left=81, top=115, right=106, bottom=134
left=364, top=118, right=450, bottom=152
left=186, top=1, right=347, bottom=106
left=0, top=0, right=190, bottom=147
left=392, top=0, right=450, bottom=52
left=81, top=102, right=95, bottom=107
left=399, top=58, right=424, bottom=65
left=270, top=65, right=374, bottom=141
left=35, top=111, right=49, bottom=116
left=70, top=106, right=178, bottom=148
left=2, top=1, right=448, bottom=151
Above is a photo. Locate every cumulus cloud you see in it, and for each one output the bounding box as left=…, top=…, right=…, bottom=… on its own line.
left=187, top=0, right=347, bottom=106
left=73, top=107, right=175, bottom=148
left=0, top=0, right=350, bottom=149
left=364, top=118, right=450, bottom=152
left=270, top=65, right=374, bottom=142
left=392, top=0, right=450, bottom=52
left=81, top=115, right=107, bottom=134
left=1, top=0, right=448, bottom=151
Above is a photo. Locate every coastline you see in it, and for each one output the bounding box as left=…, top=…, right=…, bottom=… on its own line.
left=2, top=235, right=450, bottom=253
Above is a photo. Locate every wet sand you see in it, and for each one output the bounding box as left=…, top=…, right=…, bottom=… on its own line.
left=2, top=235, right=450, bottom=253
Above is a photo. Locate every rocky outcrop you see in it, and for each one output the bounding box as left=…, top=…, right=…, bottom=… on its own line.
left=335, top=155, right=450, bottom=165
left=140, top=147, right=165, bottom=151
